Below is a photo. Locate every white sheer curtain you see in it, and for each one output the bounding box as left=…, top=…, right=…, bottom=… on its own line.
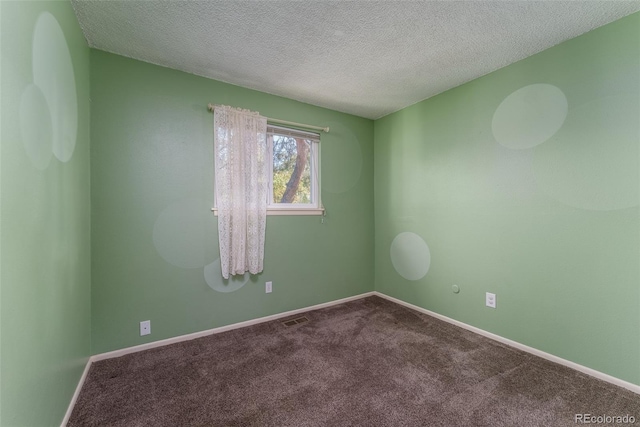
left=213, top=105, right=268, bottom=279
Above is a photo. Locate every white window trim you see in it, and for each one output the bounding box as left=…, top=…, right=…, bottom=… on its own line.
left=213, top=124, right=323, bottom=216
left=267, top=125, right=321, bottom=212
left=212, top=207, right=324, bottom=216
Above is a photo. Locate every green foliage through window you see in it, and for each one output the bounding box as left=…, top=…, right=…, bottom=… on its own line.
left=271, top=135, right=312, bottom=204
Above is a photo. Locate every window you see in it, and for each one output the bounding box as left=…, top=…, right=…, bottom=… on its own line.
left=266, top=125, right=322, bottom=215
left=213, top=124, right=322, bottom=216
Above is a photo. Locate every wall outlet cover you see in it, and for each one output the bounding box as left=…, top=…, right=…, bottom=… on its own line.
left=140, top=320, right=151, bottom=336
left=266, top=281, right=272, bottom=293
left=486, top=292, right=496, bottom=309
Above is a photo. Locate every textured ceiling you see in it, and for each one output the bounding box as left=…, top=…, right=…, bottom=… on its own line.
left=71, top=1, right=640, bottom=119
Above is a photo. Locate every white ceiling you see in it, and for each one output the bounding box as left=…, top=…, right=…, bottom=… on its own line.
left=71, top=1, right=640, bottom=120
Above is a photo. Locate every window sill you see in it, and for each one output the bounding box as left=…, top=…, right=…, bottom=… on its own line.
left=211, top=208, right=324, bottom=216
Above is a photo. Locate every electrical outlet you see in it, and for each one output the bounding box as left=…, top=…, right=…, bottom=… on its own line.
left=140, top=320, right=151, bottom=336
left=266, top=281, right=272, bottom=293
left=486, top=292, right=496, bottom=309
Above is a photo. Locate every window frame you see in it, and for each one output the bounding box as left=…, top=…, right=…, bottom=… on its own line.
left=266, top=125, right=322, bottom=215
left=213, top=124, right=323, bottom=216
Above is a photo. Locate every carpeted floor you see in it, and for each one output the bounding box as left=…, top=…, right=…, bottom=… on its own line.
left=68, top=296, right=640, bottom=426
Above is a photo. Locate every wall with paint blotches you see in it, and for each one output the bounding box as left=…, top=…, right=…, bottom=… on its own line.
left=0, top=2, right=91, bottom=426
left=89, top=51, right=374, bottom=355
left=374, top=12, right=640, bottom=386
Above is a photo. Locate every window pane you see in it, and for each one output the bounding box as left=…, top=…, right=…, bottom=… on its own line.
left=272, top=135, right=312, bottom=204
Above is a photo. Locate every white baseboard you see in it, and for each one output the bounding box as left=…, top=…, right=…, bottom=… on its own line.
left=373, top=291, right=640, bottom=395
left=63, top=288, right=638, bottom=425
left=91, top=291, right=375, bottom=362
left=60, top=357, right=92, bottom=427
left=63, top=291, right=374, bottom=425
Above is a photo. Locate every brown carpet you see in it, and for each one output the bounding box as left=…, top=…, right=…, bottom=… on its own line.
left=68, top=296, right=640, bottom=426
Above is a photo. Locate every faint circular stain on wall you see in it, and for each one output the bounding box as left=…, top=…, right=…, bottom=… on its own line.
left=492, top=84, right=567, bottom=150
left=153, top=198, right=217, bottom=269
left=534, top=96, right=639, bottom=211
left=492, top=145, right=537, bottom=199
left=322, top=122, right=363, bottom=193
left=204, top=258, right=250, bottom=293
left=390, top=232, right=431, bottom=281
left=20, top=84, right=53, bottom=170
left=32, top=12, right=77, bottom=162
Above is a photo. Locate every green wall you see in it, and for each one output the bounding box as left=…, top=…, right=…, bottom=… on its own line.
left=89, top=51, right=374, bottom=354
left=374, top=13, right=640, bottom=386
left=0, top=5, right=637, bottom=424
left=0, top=1, right=91, bottom=426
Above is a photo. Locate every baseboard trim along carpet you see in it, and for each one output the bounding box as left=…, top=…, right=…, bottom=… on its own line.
left=62, top=290, right=639, bottom=426
left=91, top=292, right=376, bottom=362
left=60, top=357, right=93, bottom=427
left=61, top=291, right=375, bottom=426
left=373, top=291, right=640, bottom=395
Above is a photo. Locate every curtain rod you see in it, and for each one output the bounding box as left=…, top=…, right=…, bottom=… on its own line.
left=207, top=103, right=329, bottom=133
